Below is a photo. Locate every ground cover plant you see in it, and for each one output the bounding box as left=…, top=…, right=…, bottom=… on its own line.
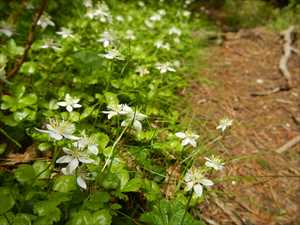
left=0, top=1, right=226, bottom=224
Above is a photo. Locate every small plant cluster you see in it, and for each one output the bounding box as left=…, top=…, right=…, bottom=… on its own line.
left=0, top=0, right=230, bottom=224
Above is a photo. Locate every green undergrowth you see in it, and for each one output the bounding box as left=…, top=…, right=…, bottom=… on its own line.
left=0, top=1, right=225, bottom=225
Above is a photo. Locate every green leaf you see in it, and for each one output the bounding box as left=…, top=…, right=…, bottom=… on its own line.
left=121, top=177, right=143, bottom=192
left=96, top=132, right=109, bottom=150
left=92, top=209, right=112, bottom=225
left=13, top=110, right=29, bottom=121
left=38, top=143, right=51, bottom=152
left=20, top=61, right=37, bottom=74
left=6, top=39, right=24, bottom=57
left=0, top=187, right=15, bottom=214
left=19, top=94, right=38, bottom=106
left=13, top=85, right=26, bottom=98
left=80, top=106, right=94, bottom=120
left=53, top=175, right=77, bottom=193
left=33, top=160, right=51, bottom=179
left=13, top=213, right=32, bottom=225
left=104, top=92, right=119, bottom=107
left=14, top=164, right=36, bottom=184
left=1, top=95, right=16, bottom=110
left=0, top=143, right=6, bottom=155
left=67, top=210, right=92, bottom=225
left=83, top=192, right=110, bottom=211
left=140, top=199, right=205, bottom=225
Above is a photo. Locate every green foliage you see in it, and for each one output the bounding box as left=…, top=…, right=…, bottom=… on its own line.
left=140, top=199, right=205, bottom=225
left=0, top=0, right=217, bottom=224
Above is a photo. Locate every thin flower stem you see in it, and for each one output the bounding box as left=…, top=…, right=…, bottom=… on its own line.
left=101, top=124, right=129, bottom=172
left=180, top=191, right=193, bottom=225
left=0, top=127, right=21, bottom=148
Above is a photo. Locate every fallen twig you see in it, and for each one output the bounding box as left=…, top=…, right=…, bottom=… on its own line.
left=276, top=134, right=300, bottom=154
left=279, top=26, right=296, bottom=89
left=4, top=0, right=48, bottom=81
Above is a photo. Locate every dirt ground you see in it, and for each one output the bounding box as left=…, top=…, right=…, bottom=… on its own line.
left=189, top=27, right=300, bottom=225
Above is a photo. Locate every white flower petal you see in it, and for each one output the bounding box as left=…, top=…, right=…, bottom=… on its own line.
left=77, top=176, right=87, bottom=189
left=66, top=105, right=73, bottom=112
left=57, top=101, right=67, bottom=107
left=48, top=131, right=63, bottom=140
left=88, top=145, right=98, bottom=155
left=193, top=184, right=203, bottom=197
left=182, top=138, right=190, bottom=146
left=201, top=178, right=214, bottom=187
left=175, top=132, right=186, bottom=139
left=67, top=158, right=79, bottom=173
left=78, top=156, right=95, bottom=164
left=56, top=155, right=73, bottom=164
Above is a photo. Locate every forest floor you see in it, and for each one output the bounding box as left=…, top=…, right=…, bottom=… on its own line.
left=188, top=27, right=300, bottom=225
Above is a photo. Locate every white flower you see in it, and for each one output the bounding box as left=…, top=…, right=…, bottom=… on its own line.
left=56, top=27, right=73, bottom=38
left=102, top=104, right=129, bottom=119
left=115, top=15, right=125, bottom=22
left=86, top=2, right=112, bottom=23
left=97, top=31, right=114, bottom=48
left=154, top=40, right=170, bottom=50
left=155, top=62, right=176, bottom=74
left=56, top=147, right=95, bottom=174
left=121, top=106, right=147, bottom=131
left=149, top=13, right=162, bottom=22
left=137, top=1, right=145, bottom=7
left=175, top=130, right=199, bottom=147
left=37, top=14, right=55, bottom=29
left=183, top=10, right=191, bottom=17
left=61, top=167, right=88, bottom=189
left=75, top=132, right=98, bottom=155
left=36, top=119, right=78, bottom=140
left=204, top=155, right=225, bottom=171
left=158, top=9, right=166, bottom=16
left=144, top=19, right=154, bottom=29
left=168, top=27, right=182, bottom=36
left=83, top=0, right=93, bottom=8
left=184, top=167, right=214, bottom=197
left=40, top=39, right=60, bottom=51
left=135, top=66, right=149, bottom=76
left=57, top=94, right=82, bottom=112
left=216, top=118, right=233, bottom=132
left=99, top=49, right=124, bottom=60
left=125, top=30, right=136, bottom=41
left=0, top=21, right=15, bottom=37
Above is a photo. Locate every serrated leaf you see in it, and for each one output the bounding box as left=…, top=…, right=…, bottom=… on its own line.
left=68, top=210, right=92, bottom=225
left=53, top=175, right=77, bottom=193
left=14, top=164, right=36, bottom=184
left=121, top=177, right=143, bottom=192
left=12, top=213, right=32, bottom=225
left=0, top=187, right=15, bottom=214
left=92, top=209, right=112, bottom=225
left=83, top=192, right=110, bottom=211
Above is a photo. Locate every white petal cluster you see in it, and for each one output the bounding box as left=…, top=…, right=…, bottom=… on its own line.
left=37, top=14, right=55, bottom=29
left=216, top=118, right=233, bottom=132
left=99, top=49, right=124, bottom=60
left=135, top=66, right=149, bottom=76
left=74, top=132, right=99, bottom=155
left=97, top=31, right=114, bottom=48
left=175, top=130, right=199, bottom=147
left=155, top=62, right=176, bottom=74
left=120, top=107, right=147, bottom=132
left=36, top=119, right=78, bottom=140
left=57, top=94, right=82, bottom=112
left=184, top=167, right=213, bottom=197
left=103, top=104, right=147, bottom=131
left=85, top=2, right=112, bottom=23
left=168, top=27, right=182, bottom=36
left=40, top=39, right=60, bottom=51
left=204, top=155, right=225, bottom=171
left=154, top=40, right=170, bottom=50
left=125, top=30, right=136, bottom=41
left=56, top=27, right=73, bottom=38
left=0, top=21, right=15, bottom=37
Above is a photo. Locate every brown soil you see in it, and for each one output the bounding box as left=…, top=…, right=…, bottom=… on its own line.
left=189, top=27, right=300, bottom=225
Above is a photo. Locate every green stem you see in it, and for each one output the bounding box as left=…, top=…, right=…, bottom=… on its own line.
left=180, top=191, right=193, bottom=225
left=0, top=127, right=21, bottom=148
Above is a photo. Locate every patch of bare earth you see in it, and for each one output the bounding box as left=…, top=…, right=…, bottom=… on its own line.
left=190, top=27, right=300, bottom=225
